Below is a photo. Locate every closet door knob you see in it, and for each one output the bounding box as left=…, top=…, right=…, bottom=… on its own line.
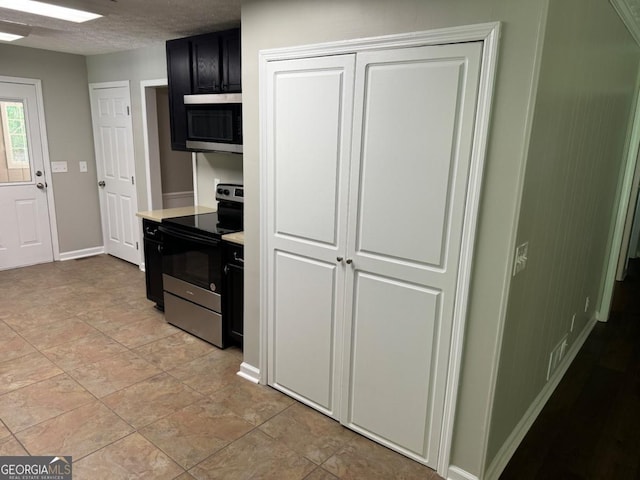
left=346, top=259, right=353, bottom=265
left=336, top=256, right=344, bottom=263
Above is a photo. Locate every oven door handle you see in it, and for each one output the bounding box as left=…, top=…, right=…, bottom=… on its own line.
left=158, top=225, right=221, bottom=247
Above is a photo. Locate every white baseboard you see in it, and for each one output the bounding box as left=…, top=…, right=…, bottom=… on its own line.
left=484, top=314, right=599, bottom=480
left=237, top=362, right=260, bottom=384
left=448, top=465, right=478, bottom=480
left=59, top=246, right=105, bottom=261
left=162, top=191, right=195, bottom=209
left=139, top=262, right=146, bottom=273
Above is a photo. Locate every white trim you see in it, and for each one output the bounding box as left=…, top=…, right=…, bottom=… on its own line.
left=139, top=261, right=146, bottom=273
left=610, top=0, right=640, bottom=46
left=258, top=23, right=501, bottom=479
left=192, top=152, right=198, bottom=203
left=89, top=80, right=129, bottom=90
left=140, top=78, right=167, bottom=211
left=438, top=23, right=501, bottom=476
left=237, top=362, right=260, bottom=383
left=162, top=190, right=195, bottom=208
left=478, top=2, right=550, bottom=476
left=58, top=246, right=105, bottom=261
left=0, top=75, right=60, bottom=262
left=448, top=466, right=479, bottom=480
left=484, top=314, right=598, bottom=480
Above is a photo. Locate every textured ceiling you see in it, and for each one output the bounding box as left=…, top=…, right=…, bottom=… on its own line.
left=0, top=0, right=241, bottom=55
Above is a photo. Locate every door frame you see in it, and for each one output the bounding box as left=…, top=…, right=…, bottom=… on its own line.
left=0, top=75, right=60, bottom=262
left=88, top=80, right=141, bottom=266
left=258, top=22, right=501, bottom=477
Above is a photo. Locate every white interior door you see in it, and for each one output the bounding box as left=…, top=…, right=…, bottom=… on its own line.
left=266, top=55, right=356, bottom=418
left=90, top=83, right=139, bottom=265
left=342, top=42, right=483, bottom=466
left=0, top=80, right=54, bottom=270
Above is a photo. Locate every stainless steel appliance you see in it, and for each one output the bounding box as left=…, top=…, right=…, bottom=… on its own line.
left=184, top=94, right=242, bottom=153
left=159, top=184, right=243, bottom=347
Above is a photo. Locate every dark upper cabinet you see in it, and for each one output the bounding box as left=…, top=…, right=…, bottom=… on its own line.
left=190, top=29, right=241, bottom=94
left=220, top=29, right=241, bottom=93
left=166, top=28, right=241, bottom=151
left=166, top=37, right=191, bottom=151
left=191, top=33, right=221, bottom=93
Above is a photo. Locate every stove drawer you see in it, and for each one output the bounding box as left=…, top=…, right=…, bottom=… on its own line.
left=164, top=292, right=223, bottom=347
left=163, top=274, right=221, bottom=312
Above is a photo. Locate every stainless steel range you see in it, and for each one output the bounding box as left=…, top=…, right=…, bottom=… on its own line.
left=158, top=184, right=243, bottom=348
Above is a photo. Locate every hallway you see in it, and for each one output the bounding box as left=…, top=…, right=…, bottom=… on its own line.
left=501, top=259, right=640, bottom=478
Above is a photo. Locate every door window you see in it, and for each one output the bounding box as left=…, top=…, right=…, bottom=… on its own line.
left=0, top=100, right=31, bottom=184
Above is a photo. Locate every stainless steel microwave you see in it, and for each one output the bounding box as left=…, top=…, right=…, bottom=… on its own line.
left=184, top=93, right=243, bottom=154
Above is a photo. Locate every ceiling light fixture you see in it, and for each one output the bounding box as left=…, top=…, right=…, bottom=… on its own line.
left=0, top=32, right=23, bottom=41
left=0, top=0, right=102, bottom=23
left=0, top=20, right=31, bottom=42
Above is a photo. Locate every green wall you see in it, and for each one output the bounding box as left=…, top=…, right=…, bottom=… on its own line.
left=487, top=0, right=640, bottom=470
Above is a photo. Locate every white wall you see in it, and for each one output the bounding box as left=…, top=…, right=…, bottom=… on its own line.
left=195, top=152, right=243, bottom=207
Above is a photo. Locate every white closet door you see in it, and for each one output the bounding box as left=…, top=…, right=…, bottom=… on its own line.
left=342, top=42, right=483, bottom=466
left=266, top=55, right=355, bottom=418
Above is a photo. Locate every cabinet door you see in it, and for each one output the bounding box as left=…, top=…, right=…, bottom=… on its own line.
left=166, top=38, right=191, bottom=151
left=191, top=33, right=221, bottom=94
left=221, top=29, right=241, bottom=92
left=265, top=55, right=356, bottom=419
left=342, top=43, right=483, bottom=467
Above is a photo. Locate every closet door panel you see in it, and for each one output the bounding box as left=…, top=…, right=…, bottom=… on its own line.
left=266, top=55, right=356, bottom=418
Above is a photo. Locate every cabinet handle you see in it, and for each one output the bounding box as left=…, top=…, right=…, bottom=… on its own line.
left=224, top=265, right=229, bottom=275
left=233, top=251, right=244, bottom=264
left=157, top=245, right=163, bottom=253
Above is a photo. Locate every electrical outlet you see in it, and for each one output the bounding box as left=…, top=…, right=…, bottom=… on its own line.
left=584, top=296, right=590, bottom=313
left=79, top=161, right=88, bottom=173
left=513, top=242, right=529, bottom=276
left=51, top=161, right=68, bottom=173
left=547, top=334, right=569, bottom=381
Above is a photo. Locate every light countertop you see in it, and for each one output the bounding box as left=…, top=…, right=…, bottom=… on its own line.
left=136, top=205, right=216, bottom=222
left=222, top=231, right=244, bottom=246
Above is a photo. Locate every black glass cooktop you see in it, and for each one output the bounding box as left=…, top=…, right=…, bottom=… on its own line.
left=162, top=213, right=241, bottom=238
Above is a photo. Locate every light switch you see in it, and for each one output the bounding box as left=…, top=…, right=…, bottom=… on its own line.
left=79, top=161, right=88, bottom=173
left=51, top=161, right=68, bottom=173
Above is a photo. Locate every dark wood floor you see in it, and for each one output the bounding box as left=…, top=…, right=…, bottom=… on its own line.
left=501, top=258, right=640, bottom=479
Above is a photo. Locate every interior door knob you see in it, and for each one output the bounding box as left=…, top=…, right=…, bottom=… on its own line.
left=98, top=180, right=106, bottom=187
left=36, top=182, right=45, bottom=189
left=346, top=258, right=353, bottom=265
left=337, top=256, right=344, bottom=263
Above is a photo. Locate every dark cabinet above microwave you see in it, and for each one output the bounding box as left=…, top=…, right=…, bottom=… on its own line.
left=166, top=28, right=241, bottom=151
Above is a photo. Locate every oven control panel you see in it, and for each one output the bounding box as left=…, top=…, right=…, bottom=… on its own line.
left=216, top=183, right=244, bottom=203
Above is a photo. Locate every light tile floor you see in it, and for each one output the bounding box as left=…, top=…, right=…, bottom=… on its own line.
left=0, top=255, right=442, bottom=479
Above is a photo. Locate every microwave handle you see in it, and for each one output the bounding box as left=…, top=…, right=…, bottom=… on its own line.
left=158, top=225, right=221, bottom=247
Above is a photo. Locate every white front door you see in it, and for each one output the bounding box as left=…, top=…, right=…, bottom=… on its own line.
left=90, top=83, right=140, bottom=265
left=0, top=80, right=54, bottom=270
